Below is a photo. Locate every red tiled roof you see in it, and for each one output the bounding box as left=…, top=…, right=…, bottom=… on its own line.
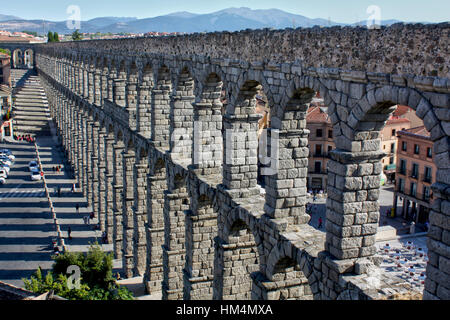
left=399, top=126, right=430, bottom=138
left=386, top=116, right=410, bottom=125
left=394, top=105, right=413, bottom=117
left=306, top=106, right=330, bottom=123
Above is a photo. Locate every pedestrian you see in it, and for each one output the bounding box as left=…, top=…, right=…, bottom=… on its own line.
left=58, top=186, right=61, bottom=197
left=68, top=227, right=72, bottom=240
left=409, top=222, right=415, bottom=235
left=72, top=183, right=75, bottom=193
left=425, top=221, right=429, bottom=231
left=90, top=212, right=95, bottom=220
left=87, top=215, right=90, bottom=226
left=318, top=217, right=323, bottom=229
left=76, top=203, right=80, bottom=214
left=52, top=166, right=55, bottom=172
left=83, top=216, right=87, bottom=225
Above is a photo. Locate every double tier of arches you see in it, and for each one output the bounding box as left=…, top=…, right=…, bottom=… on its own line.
left=36, top=48, right=449, bottom=301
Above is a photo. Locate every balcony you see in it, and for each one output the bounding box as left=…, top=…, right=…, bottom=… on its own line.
left=421, top=174, right=432, bottom=183
left=312, top=152, right=329, bottom=158
left=408, top=170, right=419, bottom=180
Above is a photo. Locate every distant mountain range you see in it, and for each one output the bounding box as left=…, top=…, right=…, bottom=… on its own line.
left=0, top=7, right=434, bottom=35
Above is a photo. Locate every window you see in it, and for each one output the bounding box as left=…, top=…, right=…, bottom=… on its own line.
left=314, top=161, right=322, bottom=173
left=402, top=141, right=407, bottom=151
left=316, top=129, right=323, bottom=138
left=414, top=144, right=420, bottom=155
left=398, top=179, right=405, bottom=193
left=410, top=182, right=417, bottom=197
left=411, top=163, right=419, bottom=178
left=328, top=145, right=332, bottom=153
left=389, top=157, right=394, bottom=165
left=427, top=147, right=432, bottom=158
left=400, top=159, right=406, bottom=174
left=423, top=186, right=431, bottom=201
left=315, top=144, right=323, bottom=156
left=390, top=143, right=395, bottom=153
left=424, top=167, right=432, bottom=182
left=328, top=130, right=333, bottom=139
left=392, top=129, right=396, bottom=137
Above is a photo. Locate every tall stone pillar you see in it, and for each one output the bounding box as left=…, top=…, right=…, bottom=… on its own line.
left=151, top=77, right=171, bottom=149
left=104, top=135, right=116, bottom=243
left=79, top=114, right=88, bottom=198
left=192, top=100, right=223, bottom=175
left=169, top=72, right=194, bottom=162
left=85, top=120, right=94, bottom=207
left=113, top=79, right=126, bottom=107
left=133, top=155, right=148, bottom=276
left=222, top=113, right=261, bottom=199
left=325, top=149, right=385, bottom=261
left=161, top=166, right=189, bottom=300
left=93, top=69, right=102, bottom=106
left=183, top=183, right=217, bottom=300
left=112, top=143, right=125, bottom=259
left=97, top=128, right=107, bottom=232
left=122, top=149, right=136, bottom=278
left=83, top=66, right=89, bottom=99
left=144, top=157, right=167, bottom=294
left=91, top=123, right=100, bottom=219
left=126, top=74, right=138, bottom=130
left=107, top=68, right=117, bottom=101
left=100, top=66, right=109, bottom=106
left=87, top=67, right=95, bottom=104
left=263, top=97, right=312, bottom=226
left=137, top=81, right=151, bottom=139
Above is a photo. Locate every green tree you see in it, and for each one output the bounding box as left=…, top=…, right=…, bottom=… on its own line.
left=23, top=243, right=133, bottom=300
left=0, top=48, right=10, bottom=56
left=54, top=32, right=60, bottom=42
left=47, top=31, right=54, bottom=42
left=72, top=29, right=82, bottom=41
left=22, top=30, right=38, bottom=37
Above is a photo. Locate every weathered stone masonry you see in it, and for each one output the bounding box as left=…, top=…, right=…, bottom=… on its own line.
left=37, top=24, right=449, bottom=300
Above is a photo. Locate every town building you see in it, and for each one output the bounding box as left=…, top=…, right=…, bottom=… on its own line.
left=0, top=85, right=13, bottom=142
left=306, top=104, right=334, bottom=192
left=393, top=126, right=435, bottom=225
left=380, top=115, right=411, bottom=182
left=0, top=52, right=11, bottom=86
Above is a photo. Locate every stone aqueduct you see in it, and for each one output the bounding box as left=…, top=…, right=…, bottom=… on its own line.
left=32, top=24, right=449, bottom=300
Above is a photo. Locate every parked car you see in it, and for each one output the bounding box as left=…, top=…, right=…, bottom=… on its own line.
left=30, top=166, right=40, bottom=174
left=0, top=157, right=12, bottom=166
left=0, top=153, right=15, bottom=161
left=29, top=161, right=39, bottom=171
left=0, top=149, right=13, bottom=157
left=0, top=164, right=10, bottom=175
left=31, top=171, right=42, bottom=181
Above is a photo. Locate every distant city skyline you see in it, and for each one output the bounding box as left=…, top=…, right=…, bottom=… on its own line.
left=2, top=0, right=450, bottom=23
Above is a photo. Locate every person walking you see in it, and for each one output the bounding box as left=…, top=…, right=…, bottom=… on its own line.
left=76, top=203, right=80, bottom=214
left=72, top=183, right=75, bottom=193
left=58, top=186, right=61, bottom=197
left=68, top=227, right=72, bottom=241
left=318, top=217, right=323, bottom=229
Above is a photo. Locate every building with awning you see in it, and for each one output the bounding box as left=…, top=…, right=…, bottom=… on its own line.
left=0, top=86, right=13, bottom=141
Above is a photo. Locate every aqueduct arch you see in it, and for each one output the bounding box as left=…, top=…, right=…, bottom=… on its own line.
left=35, top=23, right=449, bottom=300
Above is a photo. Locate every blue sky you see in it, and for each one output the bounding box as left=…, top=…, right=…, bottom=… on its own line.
left=3, top=0, right=449, bottom=23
